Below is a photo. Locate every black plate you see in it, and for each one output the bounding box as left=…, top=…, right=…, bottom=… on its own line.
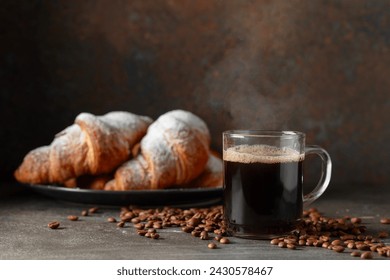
left=25, top=184, right=223, bottom=207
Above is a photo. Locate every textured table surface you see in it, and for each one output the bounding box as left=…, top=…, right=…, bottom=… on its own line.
left=1, top=183, right=389, bottom=260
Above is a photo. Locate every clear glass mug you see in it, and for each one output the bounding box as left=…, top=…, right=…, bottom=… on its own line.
left=223, top=130, right=332, bottom=239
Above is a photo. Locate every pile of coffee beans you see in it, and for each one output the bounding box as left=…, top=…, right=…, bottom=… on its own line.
left=117, top=205, right=229, bottom=248
left=269, top=208, right=390, bottom=259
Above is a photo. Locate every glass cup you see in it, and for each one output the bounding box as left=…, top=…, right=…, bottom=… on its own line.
left=223, top=130, right=332, bottom=239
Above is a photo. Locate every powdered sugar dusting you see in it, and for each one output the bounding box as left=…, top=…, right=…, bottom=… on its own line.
left=139, top=110, right=210, bottom=189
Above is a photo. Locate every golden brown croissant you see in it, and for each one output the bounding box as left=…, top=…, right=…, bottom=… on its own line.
left=105, top=110, right=210, bottom=190
left=14, top=111, right=153, bottom=184
left=183, top=152, right=223, bottom=189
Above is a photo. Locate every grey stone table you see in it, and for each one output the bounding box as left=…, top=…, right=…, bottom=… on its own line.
left=1, top=182, right=389, bottom=260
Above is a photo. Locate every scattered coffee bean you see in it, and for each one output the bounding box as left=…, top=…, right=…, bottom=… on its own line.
left=278, top=242, right=287, bottom=248
left=332, top=246, right=345, bottom=253
left=214, top=235, right=223, bottom=242
left=88, top=207, right=99, bottom=214
left=350, top=251, right=361, bottom=257
left=81, top=210, right=88, bottom=216
left=220, top=237, right=230, bottom=244
left=117, top=221, right=125, bottom=228
left=151, top=233, right=160, bottom=239
left=137, top=229, right=147, bottom=236
left=181, top=226, right=194, bottom=233
left=48, top=221, right=60, bottom=229
left=134, top=223, right=145, bottom=230
left=208, top=243, right=217, bottom=249
left=200, top=231, right=209, bottom=240
left=287, top=244, right=296, bottom=250
left=361, top=252, right=373, bottom=259
left=380, top=218, right=390, bottom=224
left=67, top=215, right=78, bottom=221
left=107, top=217, right=117, bottom=223
left=147, top=228, right=156, bottom=234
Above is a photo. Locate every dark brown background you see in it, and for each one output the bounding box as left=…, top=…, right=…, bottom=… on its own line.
left=1, top=0, right=389, bottom=188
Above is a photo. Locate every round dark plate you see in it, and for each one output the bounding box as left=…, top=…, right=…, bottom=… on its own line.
left=25, top=184, right=223, bottom=207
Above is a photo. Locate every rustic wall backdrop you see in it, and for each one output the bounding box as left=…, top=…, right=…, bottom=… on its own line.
left=1, top=0, right=389, bottom=187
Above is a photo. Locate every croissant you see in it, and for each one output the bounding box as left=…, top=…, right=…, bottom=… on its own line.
left=14, top=111, right=153, bottom=184
left=183, top=152, right=223, bottom=189
left=105, top=110, right=210, bottom=190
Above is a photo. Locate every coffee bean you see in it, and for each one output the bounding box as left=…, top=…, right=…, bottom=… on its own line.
left=107, top=217, right=116, bottom=223
left=134, top=223, right=145, bottom=230
left=147, top=228, right=156, bottom=234
left=332, top=246, right=345, bottom=253
left=322, top=242, right=330, bottom=248
left=340, top=235, right=355, bottom=241
left=48, top=221, right=60, bottom=229
left=181, top=226, right=194, bottom=233
left=145, top=232, right=152, bottom=238
left=380, top=218, right=390, bottom=224
left=153, top=222, right=163, bottom=229
left=214, top=235, right=223, bottom=242
left=81, top=210, right=88, bottom=216
left=331, top=240, right=343, bottom=246
left=306, top=240, right=314, bottom=246
left=377, top=231, right=388, bottom=238
left=187, top=217, right=201, bottom=226
left=151, top=233, right=160, bottom=239
left=351, top=217, right=361, bottom=224
left=347, top=242, right=356, bottom=249
left=350, top=251, right=361, bottom=257
left=287, top=244, right=296, bottom=250
left=117, top=221, right=125, bottom=228
left=191, top=230, right=201, bottom=237
left=131, top=218, right=141, bottom=224
left=88, top=207, right=99, bottom=214
left=220, top=237, right=230, bottom=244
left=361, top=252, right=373, bottom=259
left=67, top=215, right=78, bottom=221
left=278, top=242, right=287, bottom=248
left=145, top=221, right=154, bottom=228
left=370, top=245, right=380, bottom=252
left=137, top=230, right=147, bottom=236
left=270, top=239, right=279, bottom=245
left=387, top=250, right=390, bottom=257
left=200, top=231, right=209, bottom=240
left=299, top=240, right=306, bottom=246
left=208, top=243, right=217, bottom=249
left=356, top=244, right=370, bottom=251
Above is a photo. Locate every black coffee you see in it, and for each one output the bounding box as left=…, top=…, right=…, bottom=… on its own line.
left=223, top=144, right=303, bottom=239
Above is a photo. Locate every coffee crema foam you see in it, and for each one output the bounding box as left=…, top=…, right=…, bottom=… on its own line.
left=223, top=144, right=304, bottom=164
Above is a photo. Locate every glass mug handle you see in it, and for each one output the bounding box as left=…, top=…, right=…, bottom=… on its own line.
left=303, top=145, right=332, bottom=207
